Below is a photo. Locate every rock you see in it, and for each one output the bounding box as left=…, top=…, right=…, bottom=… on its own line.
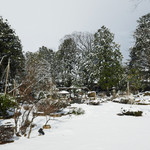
left=122, top=110, right=143, bottom=116
left=144, top=91, right=150, bottom=96
left=120, top=98, right=129, bottom=104
left=88, top=100, right=100, bottom=105
left=0, top=125, right=14, bottom=144
left=88, top=91, right=96, bottom=100
left=50, top=114, right=62, bottom=117
left=118, top=107, right=143, bottom=116
left=43, top=125, right=51, bottom=129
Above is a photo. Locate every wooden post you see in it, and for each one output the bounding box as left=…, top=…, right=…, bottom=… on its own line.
left=5, top=58, right=10, bottom=96
left=112, top=87, right=116, bottom=99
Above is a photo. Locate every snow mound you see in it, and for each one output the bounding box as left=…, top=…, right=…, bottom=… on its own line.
left=134, top=92, right=150, bottom=105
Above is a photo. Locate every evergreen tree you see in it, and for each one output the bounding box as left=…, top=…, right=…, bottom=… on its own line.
left=79, top=52, right=96, bottom=89
left=0, top=16, right=24, bottom=90
left=93, top=26, right=123, bottom=91
left=56, top=38, right=78, bottom=87
left=62, top=32, right=94, bottom=88
left=129, top=13, right=150, bottom=89
left=38, top=46, right=56, bottom=82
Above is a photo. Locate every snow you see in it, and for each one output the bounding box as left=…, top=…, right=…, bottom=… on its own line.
left=113, top=93, right=150, bottom=105
left=58, top=90, right=69, bottom=94
left=134, top=93, right=150, bottom=105
left=120, top=105, right=142, bottom=113
left=1, top=102, right=150, bottom=150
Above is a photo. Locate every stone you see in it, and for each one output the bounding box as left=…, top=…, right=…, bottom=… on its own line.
left=43, top=125, right=51, bottom=129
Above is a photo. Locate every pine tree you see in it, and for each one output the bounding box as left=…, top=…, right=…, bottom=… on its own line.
left=56, top=38, right=79, bottom=87
left=0, top=16, right=24, bottom=91
left=93, top=26, right=123, bottom=91
left=129, top=13, right=150, bottom=89
left=62, top=32, right=94, bottom=88
left=38, top=46, right=56, bottom=81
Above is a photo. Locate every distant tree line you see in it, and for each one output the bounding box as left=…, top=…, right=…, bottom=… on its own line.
left=0, top=12, right=150, bottom=95
left=24, top=26, right=123, bottom=93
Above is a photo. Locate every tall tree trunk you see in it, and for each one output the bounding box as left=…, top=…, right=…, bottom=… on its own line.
left=5, top=58, right=10, bottom=96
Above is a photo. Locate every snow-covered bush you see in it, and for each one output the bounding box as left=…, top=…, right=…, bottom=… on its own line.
left=120, top=98, right=129, bottom=104
left=87, top=100, right=100, bottom=105
left=113, top=95, right=135, bottom=104
left=118, top=107, right=143, bottom=116
left=134, top=92, right=150, bottom=105
left=37, top=99, right=68, bottom=114
left=69, top=107, right=85, bottom=115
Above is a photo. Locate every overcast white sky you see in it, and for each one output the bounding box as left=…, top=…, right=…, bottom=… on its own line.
left=0, top=0, right=149, bottom=61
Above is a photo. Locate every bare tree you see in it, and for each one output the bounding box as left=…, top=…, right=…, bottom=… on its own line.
left=13, top=51, right=64, bottom=138
left=64, top=31, right=94, bottom=54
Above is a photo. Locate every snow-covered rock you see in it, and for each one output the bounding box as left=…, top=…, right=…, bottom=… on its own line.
left=119, top=106, right=143, bottom=116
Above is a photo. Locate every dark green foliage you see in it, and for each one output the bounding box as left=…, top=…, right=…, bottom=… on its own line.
left=0, top=16, right=24, bottom=89
left=92, top=26, right=123, bottom=90
left=0, top=94, right=17, bottom=118
left=129, top=13, right=150, bottom=69
left=128, top=68, right=144, bottom=92
left=129, top=13, right=150, bottom=90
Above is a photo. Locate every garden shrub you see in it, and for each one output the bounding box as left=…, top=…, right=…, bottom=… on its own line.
left=0, top=94, right=17, bottom=118
left=69, top=107, right=85, bottom=115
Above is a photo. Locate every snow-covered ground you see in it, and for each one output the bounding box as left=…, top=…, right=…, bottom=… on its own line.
left=1, top=102, right=150, bottom=150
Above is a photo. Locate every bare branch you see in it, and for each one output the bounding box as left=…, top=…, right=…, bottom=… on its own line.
left=0, top=55, right=7, bottom=65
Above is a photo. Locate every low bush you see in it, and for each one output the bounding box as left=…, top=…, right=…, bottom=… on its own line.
left=0, top=94, right=17, bottom=118
left=88, top=100, right=100, bottom=105
left=69, top=107, right=85, bottom=115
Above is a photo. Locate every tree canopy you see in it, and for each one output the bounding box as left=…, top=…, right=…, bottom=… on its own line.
left=92, top=26, right=123, bottom=90
left=129, top=13, right=150, bottom=90
left=0, top=16, right=24, bottom=88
